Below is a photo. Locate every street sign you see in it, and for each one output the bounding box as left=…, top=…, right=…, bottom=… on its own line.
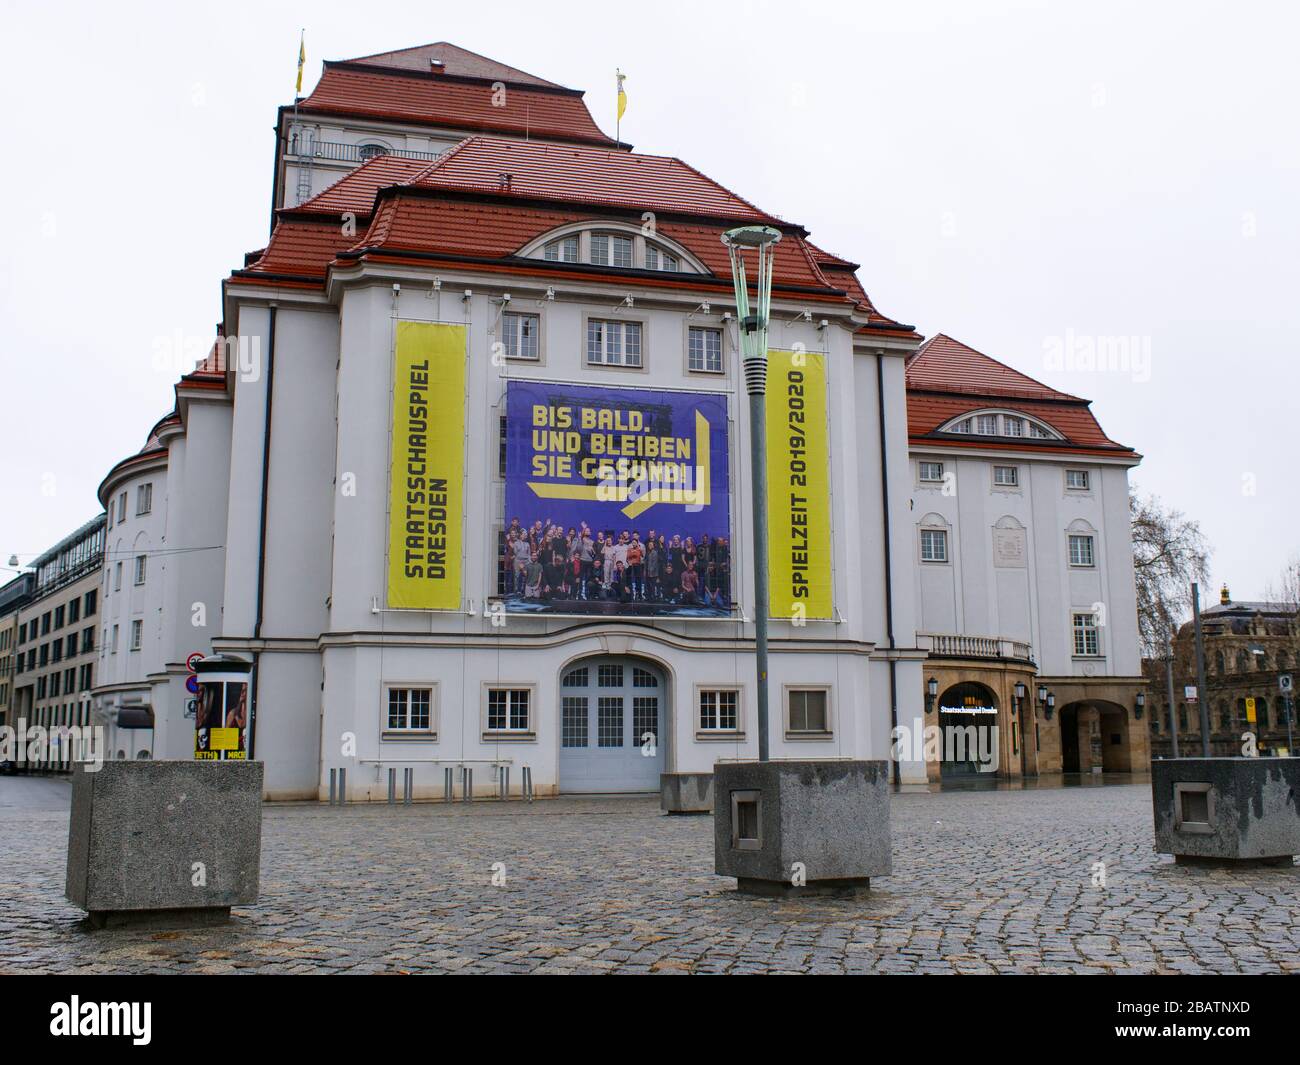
left=1245, top=697, right=1257, bottom=723
left=185, top=675, right=200, bottom=695
left=1184, top=685, right=1198, bottom=702
left=1281, top=673, right=1294, bottom=694
left=186, top=652, right=204, bottom=672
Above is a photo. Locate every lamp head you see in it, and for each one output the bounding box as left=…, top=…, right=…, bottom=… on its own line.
left=721, top=225, right=783, bottom=250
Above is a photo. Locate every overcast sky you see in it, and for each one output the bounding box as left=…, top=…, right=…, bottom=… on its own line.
left=2, top=0, right=1296, bottom=601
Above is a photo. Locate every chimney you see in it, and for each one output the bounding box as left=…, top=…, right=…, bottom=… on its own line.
left=498, top=172, right=513, bottom=191
left=430, top=58, right=445, bottom=74
left=1220, top=584, right=1230, bottom=605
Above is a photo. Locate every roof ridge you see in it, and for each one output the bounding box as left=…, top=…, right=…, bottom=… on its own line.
left=912, top=333, right=1085, bottom=402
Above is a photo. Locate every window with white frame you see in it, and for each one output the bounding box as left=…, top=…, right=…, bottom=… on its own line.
left=1066, top=469, right=1090, bottom=490
left=1068, top=533, right=1095, bottom=567
left=114, top=561, right=122, bottom=591
left=130, top=619, right=142, bottom=651
left=699, top=689, right=739, bottom=731
left=543, top=236, right=578, bottom=262
left=590, top=233, right=632, bottom=268
left=118, top=491, right=127, bottom=523
left=136, top=483, right=152, bottom=515
left=949, top=419, right=970, bottom=433
left=134, top=555, right=147, bottom=585
left=1028, top=422, right=1053, bottom=438
left=587, top=319, right=642, bottom=367
left=974, top=414, right=998, bottom=435
left=501, top=312, right=539, bottom=360
left=687, top=326, right=722, bottom=373
left=386, top=687, right=433, bottom=732
left=993, top=465, right=1019, bottom=487
left=1003, top=417, right=1024, bottom=437
left=919, top=460, right=944, bottom=482
left=1072, top=612, right=1100, bottom=656
left=487, top=688, right=530, bottom=732
left=920, top=528, right=948, bottom=562
left=645, top=245, right=679, bottom=271
left=787, top=689, right=829, bottom=734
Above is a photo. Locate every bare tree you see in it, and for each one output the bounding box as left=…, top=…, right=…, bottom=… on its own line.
left=1263, top=554, right=1300, bottom=610
left=1129, top=487, right=1211, bottom=658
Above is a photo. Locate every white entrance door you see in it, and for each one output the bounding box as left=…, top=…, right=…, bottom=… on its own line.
left=559, top=657, right=664, bottom=793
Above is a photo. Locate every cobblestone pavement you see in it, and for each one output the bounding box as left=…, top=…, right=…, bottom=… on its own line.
left=2, top=775, right=1298, bottom=974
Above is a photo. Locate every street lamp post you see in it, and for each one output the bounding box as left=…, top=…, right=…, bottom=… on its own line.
left=722, top=225, right=782, bottom=763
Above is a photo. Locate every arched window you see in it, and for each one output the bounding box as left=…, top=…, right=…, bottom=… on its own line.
left=1258, top=697, right=1269, bottom=727
left=357, top=143, right=389, bottom=161
left=936, top=409, right=1062, bottom=439
left=1214, top=650, right=1225, bottom=675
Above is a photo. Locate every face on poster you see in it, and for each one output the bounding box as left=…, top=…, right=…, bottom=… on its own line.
left=502, top=380, right=732, bottom=617
left=194, top=679, right=249, bottom=760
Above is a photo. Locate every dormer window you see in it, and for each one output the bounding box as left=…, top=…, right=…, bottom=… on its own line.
left=645, top=246, right=678, bottom=271
left=357, top=143, right=389, bottom=161
left=937, top=409, right=1061, bottom=440
left=543, top=236, right=578, bottom=263
left=591, top=233, right=633, bottom=268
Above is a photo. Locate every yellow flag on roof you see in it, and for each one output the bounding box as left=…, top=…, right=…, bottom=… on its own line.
left=296, top=31, right=306, bottom=95
left=616, top=70, right=627, bottom=121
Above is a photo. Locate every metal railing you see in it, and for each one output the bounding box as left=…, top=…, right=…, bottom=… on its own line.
left=287, top=139, right=444, bottom=164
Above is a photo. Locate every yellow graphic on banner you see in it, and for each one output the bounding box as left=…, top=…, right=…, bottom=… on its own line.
left=387, top=322, right=466, bottom=609
left=766, top=349, right=833, bottom=620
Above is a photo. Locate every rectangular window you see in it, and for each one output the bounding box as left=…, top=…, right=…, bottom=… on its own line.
left=587, top=319, right=643, bottom=367
left=17, top=623, right=25, bottom=644
left=386, top=687, right=433, bottom=732
left=79, top=663, right=93, bottom=691
left=590, top=233, right=632, bottom=268
left=918, top=461, right=944, bottom=482
left=136, top=483, right=152, bottom=515
left=598, top=663, right=623, bottom=687
left=130, top=619, right=142, bottom=650
left=687, top=326, right=723, bottom=373
left=134, top=555, right=147, bottom=585
left=561, top=696, right=588, bottom=748
left=699, top=689, right=739, bottom=731
left=501, top=312, right=539, bottom=360
left=114, top=562, right=122, bottom=592
left=1066, top=469, right=1090, bottom=490
left=487, top=688, right=530, bottom=732
left=84, top=590, right=97, bottom=616
left=1068, top=534, right=1095, bottom=567
left=543, top=236, right=578, bottom=262
left=1003, top=417, right=1023, bottom=437
left=52, top=641, right=63, bottom=663
left=50, top=673, right=60, bottom=698
left=107, top=499, right=114, bottom=526
left=993, top=465, right=1019, bottom=487
left=81, top=627, right=94, bottom=654
left=1072, top=612, right=1100, bottom=657
left=920, top=528, right=948, bottom=562
left=632, top=697, right=658, bottom=748
left=597, top=697, right=624, bottom=747
left=41, top=613, right=50, bottom=635
left=68, top=598, right=80, bottom=624
left=65, top=634, right=77, bottom=658
left=54, top=605, right=65, bottom=629
left=118, top=491, right=127, bottom=523
left=788, top=689, right=829, bottom=734
left=975, top=415, right=998, bottom=435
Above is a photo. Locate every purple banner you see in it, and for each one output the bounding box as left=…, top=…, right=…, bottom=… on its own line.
left=502, top=380, right=732, bottom=616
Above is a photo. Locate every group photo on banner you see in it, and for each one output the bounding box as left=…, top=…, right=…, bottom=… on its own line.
left=503, top=381, right=732, bottom=617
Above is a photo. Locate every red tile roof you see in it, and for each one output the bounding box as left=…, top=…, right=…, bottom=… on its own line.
left=294, top=153, right=434, bottom=216
left=906, top=334, right=1134, bottom=455
left=297, top=65, right=616, bottom=147
left=409, top=137, right=780, bottom=223
left=341, top=42, right=565, bottom=88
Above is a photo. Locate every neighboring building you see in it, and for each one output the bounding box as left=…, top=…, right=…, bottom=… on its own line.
left=0, top=573, right=35, bottom=729
left=1145, top=586, right=1299, bottom=758
left=10, top=516, right=105, bottom=770
left=906, top=335, right=1147, bottom=778
left=92, top=353, right=232, bottom=761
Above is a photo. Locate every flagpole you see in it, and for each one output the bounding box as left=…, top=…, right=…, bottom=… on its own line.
left=616, top=69, right=621, bottom=145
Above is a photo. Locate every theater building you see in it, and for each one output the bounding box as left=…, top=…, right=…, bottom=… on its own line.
left=906, top=335, right=1147, bottom=778
left=92, top=42, right=1148, bottom=797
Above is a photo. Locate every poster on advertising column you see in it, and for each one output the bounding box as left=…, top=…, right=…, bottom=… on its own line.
left=503, top=381, right=732, bottom=617
left=386, top=321, right=466, bottom=610
left=766, top=349, right=833, bottom=620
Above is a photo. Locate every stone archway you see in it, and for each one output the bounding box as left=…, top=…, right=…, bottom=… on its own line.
left=1057, top=700, right=1134, bottom=773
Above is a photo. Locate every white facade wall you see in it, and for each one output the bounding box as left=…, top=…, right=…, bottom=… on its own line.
left=909, top=448, right=1140, bottom=680
left=216, top=268, right=920, bottom=798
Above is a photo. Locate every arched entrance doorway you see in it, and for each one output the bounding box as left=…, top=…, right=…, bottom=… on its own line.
left=558, top=656, right=666, bottom=793
left=1059, top=701, right=1133, bottom=772
left=936, top=681, right=999, bottom=777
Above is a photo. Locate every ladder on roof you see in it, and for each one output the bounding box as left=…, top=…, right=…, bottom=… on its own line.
left=294, top=126, right=315, bottom=205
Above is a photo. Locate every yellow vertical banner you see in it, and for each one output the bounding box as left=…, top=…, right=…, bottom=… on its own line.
left=387, top=321, right=466, bottom=609
left=766, top=349, right=833, bottom=620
